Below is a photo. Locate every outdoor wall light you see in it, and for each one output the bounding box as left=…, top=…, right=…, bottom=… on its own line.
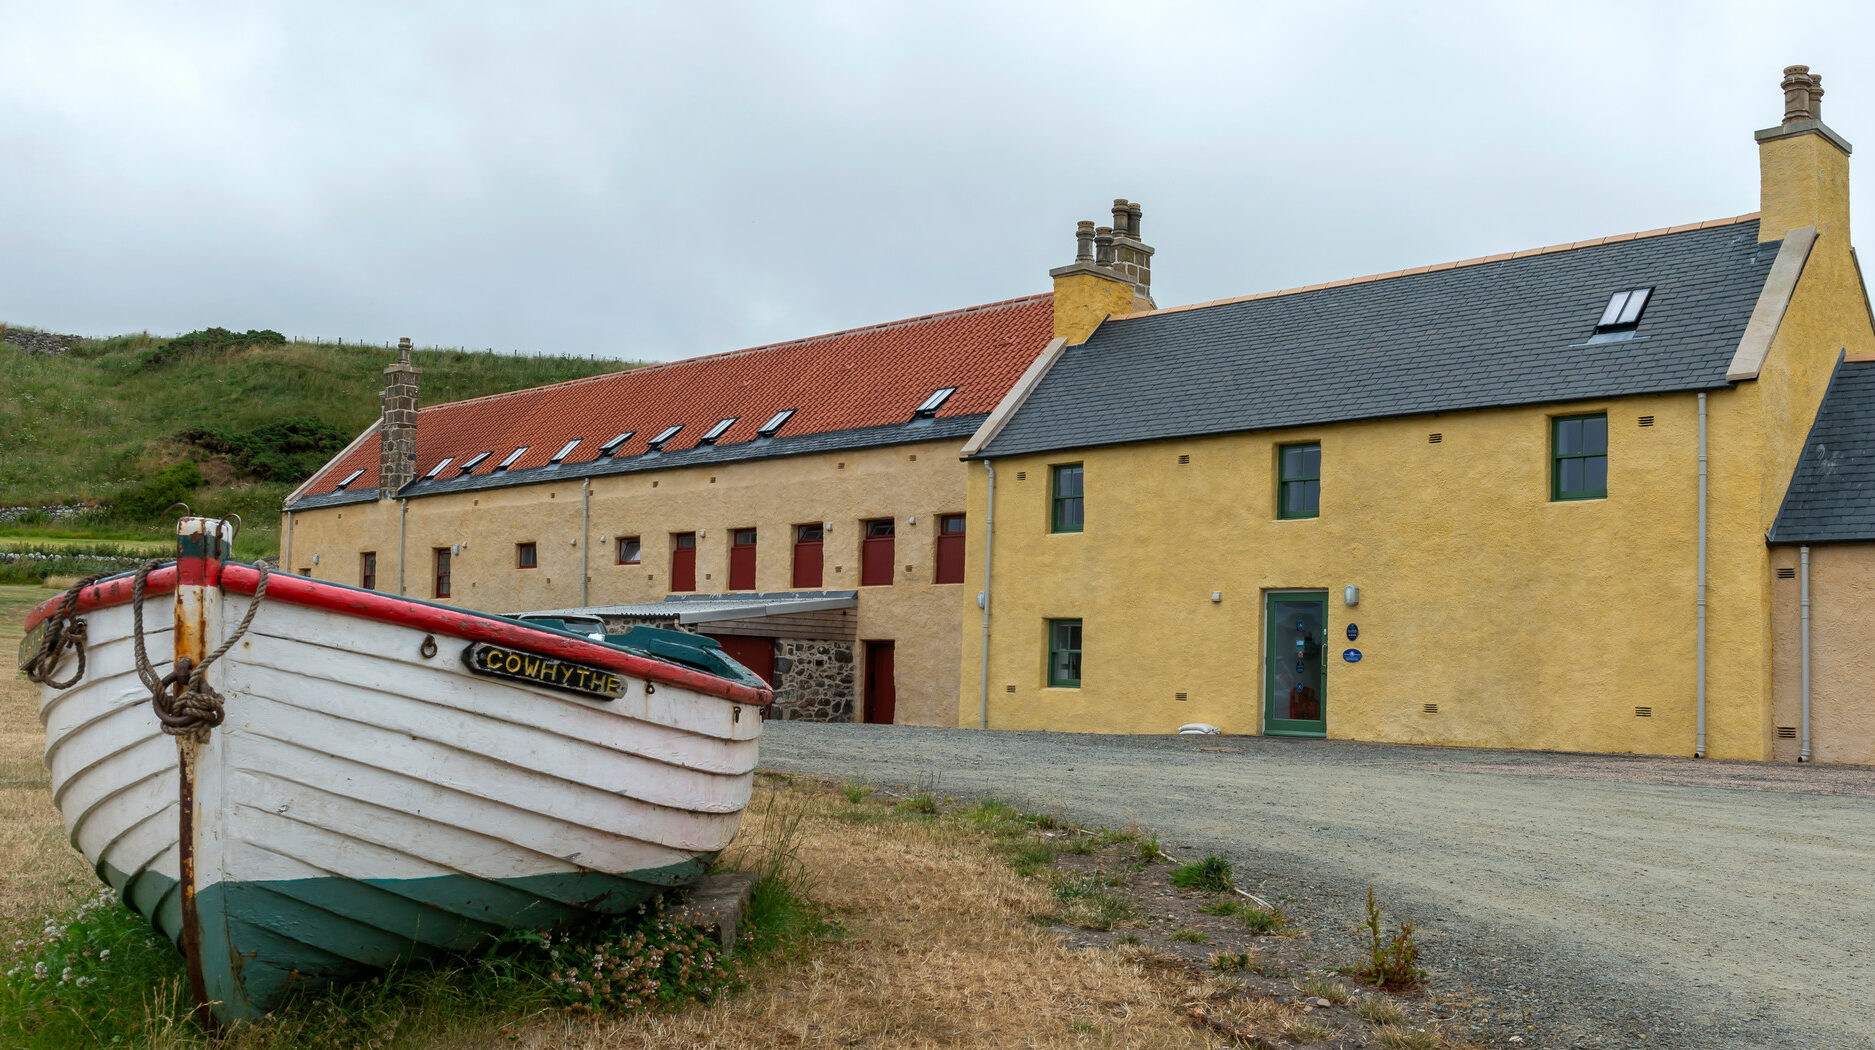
left=1210, top=591, right=1222, bottom=603
left=1344, top=585, right=1359, bottom=606
left=311, top=554, right=319, bottom=565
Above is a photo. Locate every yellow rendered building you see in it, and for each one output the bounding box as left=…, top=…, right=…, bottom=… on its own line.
left=960, top=66, right=1875, bottom=762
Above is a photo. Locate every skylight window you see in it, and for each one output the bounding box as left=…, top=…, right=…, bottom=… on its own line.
left=647, top=425, right=683, bottom=450
left=494, top=446, right=529, bottom=472
left=699, top=417, right=737, bottom=445
left=422, top=457, right=454, bottom=480
left=915, top=387, right=957, bottom=418
left=758, top=409, right=795, bottom=437
left=335, top=468, right=365, bottom=490
left=1596, top=288, right=1653, bottom=330
left=458, top=451, right=493, bottom=474
left=549, top=438, right=581, bottom=464
left=599, top=431, right=634, bottom=455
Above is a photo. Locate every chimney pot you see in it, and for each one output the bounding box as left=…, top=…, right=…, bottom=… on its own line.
left=1074, top=220, right=1096, bottom=262
left=1127, top=201, right=1142, bottom=241
left=1111, top=199, right=1131, bottom=237
left=1782, top=64, right=1816, bottom=124
left=1094, top=226, right=1115, bottom=267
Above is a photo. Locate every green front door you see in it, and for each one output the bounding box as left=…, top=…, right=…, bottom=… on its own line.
left=1264, top=592, right=1327, bottom=737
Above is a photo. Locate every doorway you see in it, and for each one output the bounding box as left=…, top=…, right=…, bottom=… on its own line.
left=1264, top=592, right=1327, bottom=737
left=863, top=640, right=896, bottom=724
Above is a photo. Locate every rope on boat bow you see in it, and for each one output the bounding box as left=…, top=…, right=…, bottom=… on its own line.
left=22, top=570, right=120, bottom=689
left=131, top=560, right=269, bottom=742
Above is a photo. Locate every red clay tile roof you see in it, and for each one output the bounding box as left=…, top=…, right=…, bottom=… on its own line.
left=300, top=294, right=1054, bottom=496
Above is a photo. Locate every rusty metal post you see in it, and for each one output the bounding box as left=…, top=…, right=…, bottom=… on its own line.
left=173, top=516, right=228, bottom=1028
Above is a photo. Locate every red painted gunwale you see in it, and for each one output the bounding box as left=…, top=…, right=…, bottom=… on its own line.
left=25, top=563, right=772, bottom=707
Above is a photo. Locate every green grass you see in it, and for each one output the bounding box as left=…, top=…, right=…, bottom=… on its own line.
left=1050, top=876, right=1135, bottom=931
left=0, top=331, right=641, bottom=559
left=1170, top=854, right=1234, bottom=894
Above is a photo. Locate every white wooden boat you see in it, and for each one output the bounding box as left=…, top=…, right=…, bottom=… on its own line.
left=20, top=517, right=771, bottom=1025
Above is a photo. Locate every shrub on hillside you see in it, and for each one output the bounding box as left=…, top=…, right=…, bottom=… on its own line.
left=138, top=327, right=286, bottom=370
left=111, top=463, right=202, bottom=522
left=177, top=417, right=349, bottom=482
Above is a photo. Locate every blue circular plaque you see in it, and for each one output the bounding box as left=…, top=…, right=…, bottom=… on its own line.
left=1343, top=648, right=1362, bottom=663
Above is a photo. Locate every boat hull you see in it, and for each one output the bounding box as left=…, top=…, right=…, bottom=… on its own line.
left=35, top=551, right=768, bottom=1022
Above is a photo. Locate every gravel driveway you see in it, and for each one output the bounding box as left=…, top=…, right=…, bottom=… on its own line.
left=759, top=724, right=1875, bottom=1050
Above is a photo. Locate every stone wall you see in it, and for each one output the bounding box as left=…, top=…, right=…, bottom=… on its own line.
left=0, top=505, right=89, bottom=523
left=1, top=329, right=85, bottom=355
left=769, top=638, right=854, bottom=721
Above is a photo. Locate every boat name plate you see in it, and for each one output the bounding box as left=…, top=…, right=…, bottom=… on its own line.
left=17, top=620, right=48, bottom=672
left=461, top=642, right=625, bottom=699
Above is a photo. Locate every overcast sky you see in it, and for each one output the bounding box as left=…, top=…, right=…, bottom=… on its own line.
left=2, top=2, right=1869, bottom=361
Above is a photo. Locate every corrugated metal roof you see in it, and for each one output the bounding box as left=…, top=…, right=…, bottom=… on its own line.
left=979, top=220, right=1778, bottom=458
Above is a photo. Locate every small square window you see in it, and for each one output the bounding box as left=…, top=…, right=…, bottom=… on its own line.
left=1277, top=443, right=1320, bottom=519
left=359, top=551, right=377, bottom=591
left=599, top=432, right=634, bottom=455
left=548, top=439, right=580, bottom=464
left=699, top=418, right=737, bottom=445
left=335, top=468, right=365, bottom=490
left=1596, top=288, right=1653, bottom=331
left=758, top=409, right=795, bottom=436
left=915, top=387, right=957, bottom=417
left=1051, top=464, right=1084, bottom=533
left=647, top=425, right=683, bottom=450
left=1048, top=619, right=1082, bottom=688
left=516, top=542, right=538, bottom=569
left=422, top=457, right=454, bottom=480
left=494, top=447, right=529, bottom=472
left=617, top=536, right=641, bottom=564
left=458, top=451, right=493, bottom=474
left=1552, top=413, right=1608, bottom=500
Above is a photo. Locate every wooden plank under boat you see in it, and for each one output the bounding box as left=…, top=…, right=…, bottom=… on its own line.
left=21, top=517, right=772, bottom=1025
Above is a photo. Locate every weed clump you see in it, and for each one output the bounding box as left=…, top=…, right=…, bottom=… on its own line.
left=1171, top=928, right=1208, bottom=943
left=1171, top=854, right=1234, bottom=893
left=840, top=779, right=871, bottom=804
left=1210, top=951, right=1253, bottom=972
left=1051, top=876, right=1135, bottom=931
left=1355, top=885, right=1424, bottom=990
left=1137, top=829, right=1161, bottom=863
left=1355, top=995, right=1406, bottom=1026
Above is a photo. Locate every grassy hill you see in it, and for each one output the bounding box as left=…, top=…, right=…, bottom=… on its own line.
left=0, top=326, right=641, bottom=569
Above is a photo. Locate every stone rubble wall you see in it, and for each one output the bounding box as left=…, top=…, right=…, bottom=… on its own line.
left=769, top=638, right=855, bottom=722
left=1, top=329, right=86, bottom=355
left=0, top=505, right=90, bottom=523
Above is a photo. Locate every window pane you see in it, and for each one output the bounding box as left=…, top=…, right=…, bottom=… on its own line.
left=1059, top=496, right=1083, bottom=529
left=1062, top=650, right=1081, bottom=681
left=798, top=525, right=822, bottom=541
left=1585, top=455, right=1607, bottom=494
left=942, top=514, right=965, bottom=533
left=1561, top=458, right=1585, bottom=494
left=1583, top=415, right=1607, bottom=455
left=1301, top=445, right=1320, bottom=478
left=1281, top=446, right=1303, bottom=478
left=1056, top=465, right=1083, bottom=498
left=1617, top=288, right=1650, bottom=325
left=1598, top=291, right=1629, bottom=328
left=1299, top=479, right=1320, bottom=515
left=1557, top=418, right=1581, bottom=456
left=676, top=533, right=695, bottom=548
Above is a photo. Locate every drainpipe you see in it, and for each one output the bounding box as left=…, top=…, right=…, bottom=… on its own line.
left=580, top=478, right=591, bottom=607
left=1800, top=545, right=1812, bottom=762
left=1696, top=392, right=1708, bottom=758
left=977, top=459, right=996, bottom=730
left=281, top=510, right=293, bottom=571
left=397, top=498, right=408, bottom=596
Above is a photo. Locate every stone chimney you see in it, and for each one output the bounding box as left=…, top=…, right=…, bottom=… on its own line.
left=1049, top=199, right=1157, bottom=343
left=1755, top=64, right=1852, bottom=243
left=378, top=337, right=420, bottom=495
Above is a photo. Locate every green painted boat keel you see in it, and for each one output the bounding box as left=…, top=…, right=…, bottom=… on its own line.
left=100, top=856, right=714, bottom=1023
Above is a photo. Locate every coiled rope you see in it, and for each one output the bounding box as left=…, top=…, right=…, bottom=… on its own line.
left=22, top=570, right=120, bottom=689
left=130, top=559, right=269, bottom=742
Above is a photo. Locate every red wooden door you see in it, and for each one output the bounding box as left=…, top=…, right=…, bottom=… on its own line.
left=670, top=533, right=697, bottom=592
left=860, top=519, right=895, bottom=586
left=863, top=641, right=896, bottom=724
left=705, top=634, right=775, bottom=684
left=792, top=524, right=823, bottom=589
left=729, top=528, right=757, bottom=590
left=934, top=513, right=965, bottom=583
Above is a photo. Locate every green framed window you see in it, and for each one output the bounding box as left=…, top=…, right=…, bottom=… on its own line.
left=1552, top=413, right=1608, bottom=500
left=1051, top=464, right=1084, bottom=533
left=1277, top=443, right=1320, bottom=519
left=1047, top=619, right=1082, bottom=687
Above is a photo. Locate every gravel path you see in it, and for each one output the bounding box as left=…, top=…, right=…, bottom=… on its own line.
left=759, top=724, right=1875, bottom=1050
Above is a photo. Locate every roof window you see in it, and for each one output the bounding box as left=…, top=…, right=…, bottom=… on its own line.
left=494, top=446, right=529, bottom=472
left=549, top=438, right=580, bottom=464
left=422, top=457, right=454, bottom=480
left=915, top=387, right=957, bottom=418
left=647, top=425, right=683, bottom=451
left=699, top=417, right=737, bottom=445
left=458, top=451, right=493, bottom=474
left=599, top=431, right=634, bottom=455
left=1596, top=288, right=1652, bottom=331
left=758, top=409, right=796, bottom=437
left=335, top=468, right=365, bottom=490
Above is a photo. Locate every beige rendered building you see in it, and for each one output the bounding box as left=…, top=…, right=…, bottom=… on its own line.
left=281, top=214, right=1160, bottom=724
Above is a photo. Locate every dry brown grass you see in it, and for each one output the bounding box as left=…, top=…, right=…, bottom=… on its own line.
left=516, top=778, right=1217, bottom=1050
left=0, top=585, right=92, bottom=933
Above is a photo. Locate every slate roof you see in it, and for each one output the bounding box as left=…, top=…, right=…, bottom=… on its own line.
left=978, top=219, right=1780, bottom=458
left=1769, top=359, right=1875, bottom=543
left=290, top=294, right=1053, bottom=508
left=518, top=591, right=859, bottom=624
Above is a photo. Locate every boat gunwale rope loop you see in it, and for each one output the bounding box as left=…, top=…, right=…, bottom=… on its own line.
left=131, top=559, right=269, bottom=742
left=22, top=569, right=120, bottom=689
